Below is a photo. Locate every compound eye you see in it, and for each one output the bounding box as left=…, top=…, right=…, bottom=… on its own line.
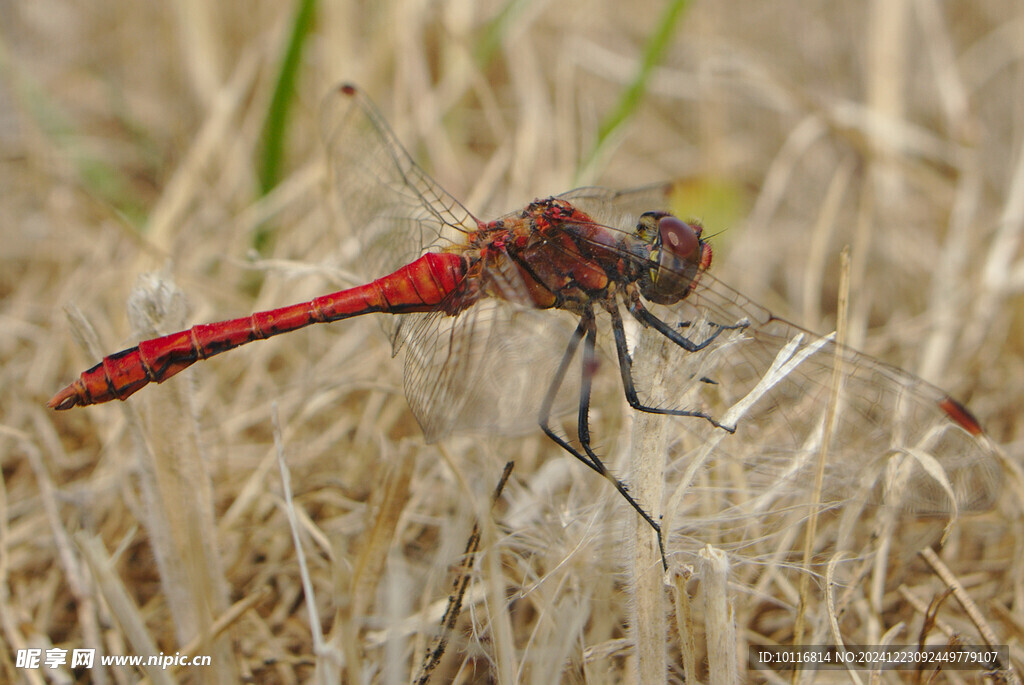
left=658, top=215, right=699, bottom=259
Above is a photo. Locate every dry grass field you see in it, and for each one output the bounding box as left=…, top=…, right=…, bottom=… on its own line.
left=3, top=1, right=1024, bottom=682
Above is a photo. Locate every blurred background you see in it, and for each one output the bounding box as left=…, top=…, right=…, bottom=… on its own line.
left=3, top=0, right=1022, bottom=682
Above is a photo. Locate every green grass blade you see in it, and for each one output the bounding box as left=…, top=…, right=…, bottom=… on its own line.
left=473, top=0, right=533, bottom=67
left=258, top=0, right=317, bottom=197
left=254, top=0, right=317, bottom=255
left=579, top=0, right=691, bottom=180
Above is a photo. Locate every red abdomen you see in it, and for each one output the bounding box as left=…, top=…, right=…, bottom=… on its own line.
left=49, top=252, right=466, bottom=409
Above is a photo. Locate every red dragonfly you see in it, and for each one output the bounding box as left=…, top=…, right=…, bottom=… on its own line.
left=51, top=84, right=999, bottom=563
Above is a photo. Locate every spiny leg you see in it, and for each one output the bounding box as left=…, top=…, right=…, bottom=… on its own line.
left=671, top=319, right=736, bottom=385
left=539, top=309, right=668, bottom=570
left=538, top=318, right=591, bottom=464
left=610, top=305, right=735, bottom=433
left=629, top=299, right=747, bottom=353
left=577, top=314, right=669, bottom=568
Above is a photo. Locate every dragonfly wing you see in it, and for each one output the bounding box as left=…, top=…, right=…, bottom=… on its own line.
left=632, top=272, right=1000, bottom=530
left=558, top=184, right=673, bottom=227
left=399, top=302, right=580, bottom=442
left=321, top=84, right=480, bottom=347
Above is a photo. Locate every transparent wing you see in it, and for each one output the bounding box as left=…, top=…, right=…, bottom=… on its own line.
left=321, top=84, right=480, bottom=346
left=399, top=302, right=580, bottom=442
left=625, top=271, right=1000, bottom=546
left=557, top=183, right=673, bottom=225
left=322, top=85, right=589, bottom=440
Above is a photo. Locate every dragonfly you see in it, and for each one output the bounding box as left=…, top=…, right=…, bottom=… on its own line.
left=51, top=84, right=999, bottom=566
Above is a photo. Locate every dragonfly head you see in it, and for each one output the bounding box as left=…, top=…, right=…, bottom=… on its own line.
left=635, top=212, right=712, bottom=304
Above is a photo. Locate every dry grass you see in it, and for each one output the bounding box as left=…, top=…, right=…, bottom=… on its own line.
left=3, top=1, right=1024, bottom=683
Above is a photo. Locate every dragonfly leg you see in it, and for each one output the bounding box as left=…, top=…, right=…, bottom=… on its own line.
left=538, top=317, right=607, bottom=475
left=538, top=318, right=587, bottom=446
left=670, top=322, right=727, bottom=385
left=666, top=322, right=721, bottom=383
left=538, top=311, right=668, bottom=570
left=610, top=306, right=736, bottom=434
left=629, top=300, right=747, bottom=352
left=675, top=319, right=745, bottom=332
